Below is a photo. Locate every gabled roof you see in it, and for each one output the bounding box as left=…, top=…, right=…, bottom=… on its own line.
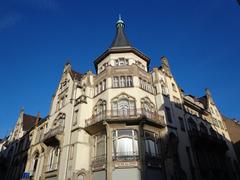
left=22, top=114, right=39, bottom=131
left=70, top=69, right=83, bottom=81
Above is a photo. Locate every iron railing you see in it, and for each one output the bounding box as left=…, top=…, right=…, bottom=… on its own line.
left=85, top=109, right=165, bottom=127
left=112, top=151, right=139, bottom=161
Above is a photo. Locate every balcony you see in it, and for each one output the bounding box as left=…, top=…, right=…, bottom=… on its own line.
left=85, top=109, right=165, bottom=133
left=112, top=151, right=139, bottom=161
left=43, top=125, right=64, bottom=146
left=92, top=155, right=106, bottom=171
left=188, top=130, right=228, bottom=151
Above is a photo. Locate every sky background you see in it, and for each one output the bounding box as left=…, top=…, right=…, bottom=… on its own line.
left=0, top=0, right=240, bottom=138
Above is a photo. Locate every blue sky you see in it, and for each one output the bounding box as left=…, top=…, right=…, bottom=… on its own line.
left=0, top=0, right=239, bottom=138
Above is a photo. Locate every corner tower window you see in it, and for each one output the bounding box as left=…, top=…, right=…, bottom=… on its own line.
left=115, top=58, right=129, bottom=66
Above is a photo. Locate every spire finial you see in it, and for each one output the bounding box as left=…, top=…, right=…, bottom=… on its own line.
left=116, top=14, right=124, bottom=28
left=119, top=14, right=122, bottom=20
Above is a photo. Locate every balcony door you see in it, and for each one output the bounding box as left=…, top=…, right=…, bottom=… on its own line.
left=118, top=99, right=129, bottom=117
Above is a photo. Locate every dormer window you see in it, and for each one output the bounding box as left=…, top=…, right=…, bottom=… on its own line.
left=115, top=58, right=129, bottom=66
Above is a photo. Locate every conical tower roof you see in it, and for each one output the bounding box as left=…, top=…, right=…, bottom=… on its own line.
left=110, top=16, right=131, bottom=48
left=94, top=16, right=150, bottom=70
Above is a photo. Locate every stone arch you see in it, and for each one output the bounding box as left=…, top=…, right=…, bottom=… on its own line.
left=75, top=169, right=88, bottom=180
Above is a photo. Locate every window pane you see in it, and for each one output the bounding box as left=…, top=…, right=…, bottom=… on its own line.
left=118, top=138, right=133, bottom=156
left=113, top=129, right=139, bottom=158
left=118, top=129, right=132, bottom=137
left=96, top=137, right=105, bottom=156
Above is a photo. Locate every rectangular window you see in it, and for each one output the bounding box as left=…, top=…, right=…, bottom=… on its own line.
left=98, top=83, right=101, bottom=93
left=113, top=77, right=119, bottom=87
left=119, top=76, right=125, bottom=87
left=99, top=82, right=102, bottom=92
left=95, top=135, right=106, bottom=157
left=102, top=79, right=106, bottom=90
left=72, top=110, right=78, bottom=125
left=144, top=131, right=160, bottom=158
left=179, top=117, right=185, bottom=131
left=126, top=76, right=133, bottom=87
left=165, top=107, right=172, bottom=123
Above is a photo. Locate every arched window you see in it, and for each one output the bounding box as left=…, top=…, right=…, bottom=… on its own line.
left=188, top=118, right=198, bottom=131
left=47, top=147, right=60, bottom=172
left=141, top=97, right=155, bottom=119
left=93, top=100, right=107, bottom=122
left=53, top=113, right=66, bottom=127
left=112, top=129, right=138, bottom=160
left=32, top=152, right=39, bottom=173
left=200, top=123, right=208, bottom=134
left=141, top=97, right=155, bottom=112
left=111, top=94, right=135, bottom=116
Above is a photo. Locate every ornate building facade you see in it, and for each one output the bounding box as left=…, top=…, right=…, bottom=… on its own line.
left=0, top=18, right=239, bottom=180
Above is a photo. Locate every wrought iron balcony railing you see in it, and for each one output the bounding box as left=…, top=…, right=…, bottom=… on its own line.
left=85, top=109, right=165, bottom=127
left=112, top=151, right=139, bottom=161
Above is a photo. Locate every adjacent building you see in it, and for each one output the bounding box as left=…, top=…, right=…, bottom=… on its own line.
left=223, top=116, right=240, bottom=171
left=0, top=18, right=239, bottom=180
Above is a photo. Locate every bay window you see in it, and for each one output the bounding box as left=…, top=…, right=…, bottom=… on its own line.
left=112, top=129, right=139, bottom=160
